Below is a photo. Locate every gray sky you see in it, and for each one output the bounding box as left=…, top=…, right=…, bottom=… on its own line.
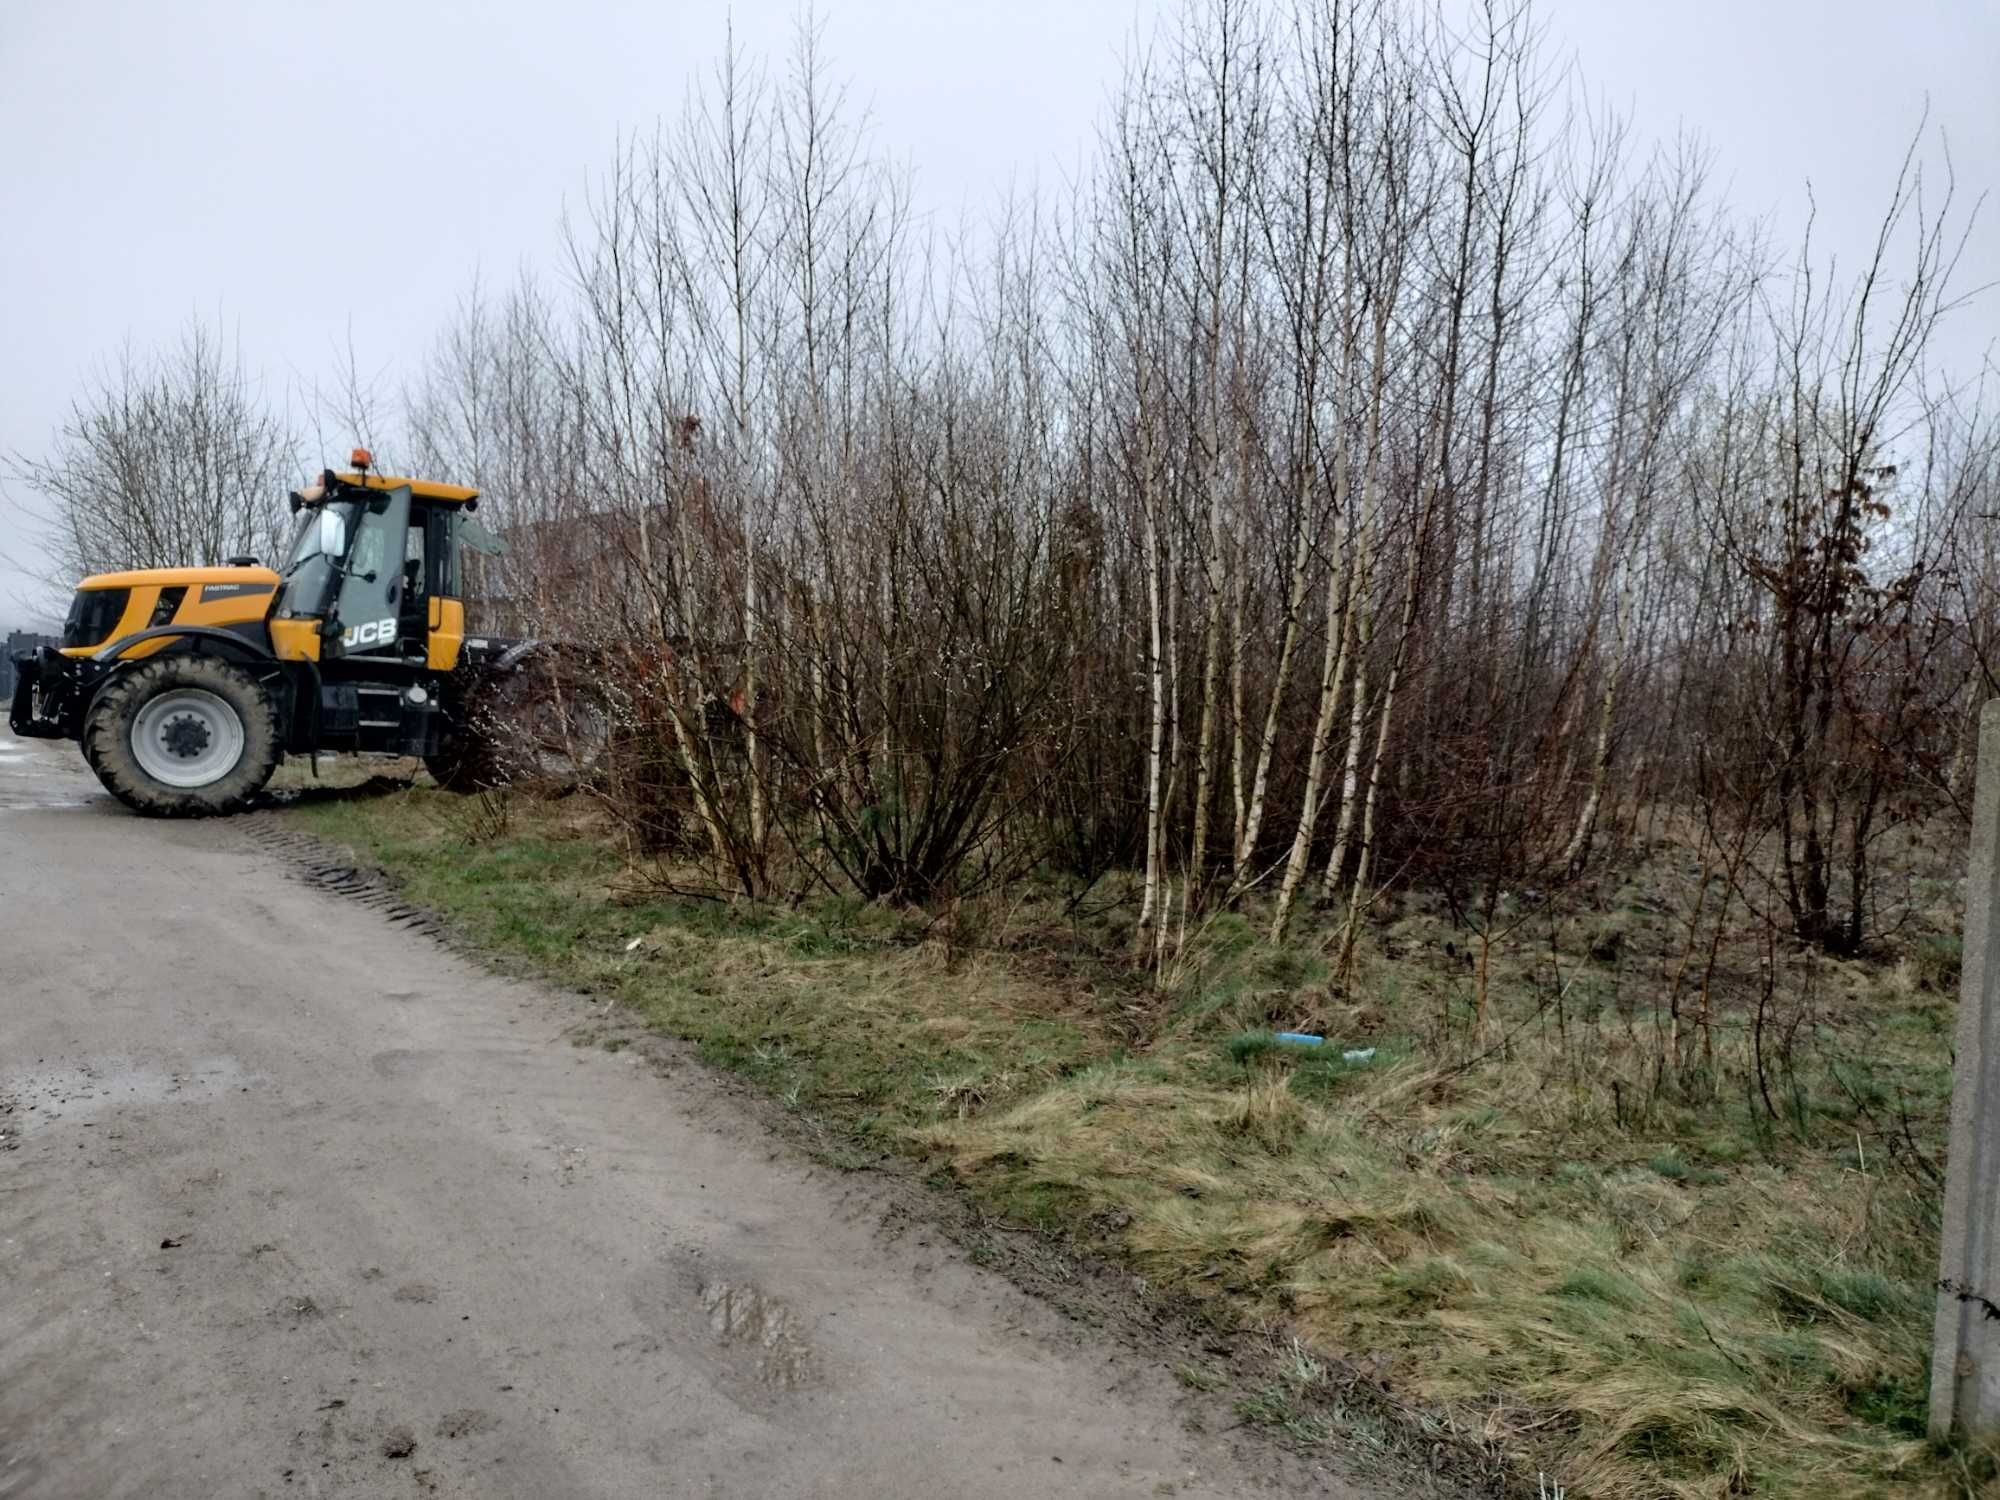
left=2, top=0, right=1993, bottom=630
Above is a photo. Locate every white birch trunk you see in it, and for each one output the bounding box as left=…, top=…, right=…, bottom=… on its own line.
left=1340, top=416, right=1445, bottom=964
left=744, top=559, right=766, bottom=858
left=1561, top=563, right=1633, bottom=871
left=1188, top=483, right=1229, bottom=901
left=1229, top=541, right=1249, bottom=864
left=1138, top=495, right=1167, bottom=930
left=1320, top=317, right=1391, bottom=897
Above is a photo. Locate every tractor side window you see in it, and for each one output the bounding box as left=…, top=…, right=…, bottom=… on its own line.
left=404, top=520, right=426, bottom=597
left=453, top=512, right=506, bottom=603
left=276, top=499, right=360, bottom=620
left=425, top=505, right=457, bottom=598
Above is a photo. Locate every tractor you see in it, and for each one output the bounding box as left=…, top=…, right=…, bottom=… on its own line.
left=8, top=451, right=588, bottom=816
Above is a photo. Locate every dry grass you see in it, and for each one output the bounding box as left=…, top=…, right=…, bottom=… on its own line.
left=296, top=786, right=1973, bottom=1499
left=935, top=1049, right=1942, bottom=1495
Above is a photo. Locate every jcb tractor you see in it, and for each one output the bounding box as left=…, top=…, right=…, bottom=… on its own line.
left=8, top=451, right=570, bottom=816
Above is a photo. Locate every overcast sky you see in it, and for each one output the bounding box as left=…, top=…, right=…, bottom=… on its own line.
left=1, top=0, right=1993, bottom=630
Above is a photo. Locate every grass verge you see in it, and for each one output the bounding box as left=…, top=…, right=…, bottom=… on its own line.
left=291, top=785, right=1984, bottom=1499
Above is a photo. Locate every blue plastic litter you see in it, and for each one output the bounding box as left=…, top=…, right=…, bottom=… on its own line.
left=1274, top=1031, right=1324, bottom=1046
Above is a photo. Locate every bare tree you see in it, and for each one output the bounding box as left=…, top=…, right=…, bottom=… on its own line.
left=12, top=316, right=296, bottom=583
left=1697, top=132, right=1978, bottom=952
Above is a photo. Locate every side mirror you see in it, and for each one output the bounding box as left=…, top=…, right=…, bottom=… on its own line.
left=317, top=510, right=348, bottom=558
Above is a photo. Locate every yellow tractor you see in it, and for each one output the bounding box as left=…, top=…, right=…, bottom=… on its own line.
left=8, top=451, right=578, bottom=816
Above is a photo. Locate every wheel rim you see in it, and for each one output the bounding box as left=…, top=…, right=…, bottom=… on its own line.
left=130, top=688, right=246, bottom=789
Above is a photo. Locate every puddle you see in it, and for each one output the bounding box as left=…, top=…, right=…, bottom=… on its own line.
left=700, top=1280, right=813, bottom=1388
left=0, top=736, right=104, bottom=810
left=0, top=1057, right=251, bottom=1135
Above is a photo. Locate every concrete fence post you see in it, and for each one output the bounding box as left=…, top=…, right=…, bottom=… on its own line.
left=1932, top=699, right=2000, bottom=1440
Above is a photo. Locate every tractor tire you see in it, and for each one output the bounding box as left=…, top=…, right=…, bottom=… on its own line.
left=424, top=666, right=513, bottom=792
left=424, top=725, right=505, bottom=793
left=84, top=654, right=282, bottom=817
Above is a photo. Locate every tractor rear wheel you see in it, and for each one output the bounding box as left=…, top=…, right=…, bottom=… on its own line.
left=424, top=723, right=504, bottom=793
left=85, top=655, right=282, bottom=817
left=427, top=660, right=609, bottom=794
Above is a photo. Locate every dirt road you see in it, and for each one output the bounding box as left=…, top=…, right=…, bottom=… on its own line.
left=0, top=736, right=1362, bottom=1499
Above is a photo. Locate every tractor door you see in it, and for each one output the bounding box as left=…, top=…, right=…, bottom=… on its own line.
left=427, top=509, right=506, bottom=670
left=326, top=484, right=413, bottom=658
left=413, top=501, right=454, bottom=668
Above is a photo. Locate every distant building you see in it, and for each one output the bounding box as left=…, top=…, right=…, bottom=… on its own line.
left=1, top=631, right=57, bottom=701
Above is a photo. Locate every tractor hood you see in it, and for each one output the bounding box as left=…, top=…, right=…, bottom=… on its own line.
left=77, top=565, right=282, bottom=591
left=59, top=566, right=284, bottom=658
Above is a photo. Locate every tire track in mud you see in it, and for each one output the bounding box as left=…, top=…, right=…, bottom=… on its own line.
left=238, top=816, right=451, bottom=941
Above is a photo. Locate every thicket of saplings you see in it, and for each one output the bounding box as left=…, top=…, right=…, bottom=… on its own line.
left=409, top=0, right=1992, bottom=982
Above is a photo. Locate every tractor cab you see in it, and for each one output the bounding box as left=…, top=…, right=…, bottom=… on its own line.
left=278, top=450, right=503, bottom=670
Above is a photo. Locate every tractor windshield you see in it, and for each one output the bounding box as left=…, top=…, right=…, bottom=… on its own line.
left=274, top=500, right=362, bottom=620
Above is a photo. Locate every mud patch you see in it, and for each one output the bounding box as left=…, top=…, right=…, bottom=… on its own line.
left=700, top=1280, right=813, bottom=1389
left=369, top=1049, right=434, bottom=1079
left=434, top=1408, right=498, bottom=1438
left=392, top=1282, right=440, bottom=1303
left=0, top=1056, right=250, bottom=1135
left=275, top=1294, right=323, bottom=1322
left=0, top=735, right=102, bottom=811
left=380, top=1425, right=418, bottom=1459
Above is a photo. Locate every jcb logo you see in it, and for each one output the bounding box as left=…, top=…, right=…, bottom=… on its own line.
left=341, top=617, right=396, bottom=649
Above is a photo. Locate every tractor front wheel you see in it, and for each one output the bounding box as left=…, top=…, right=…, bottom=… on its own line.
left=85, top=655, right=282, bottom=817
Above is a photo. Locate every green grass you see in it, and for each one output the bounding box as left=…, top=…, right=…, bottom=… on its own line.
left=1915, top=934, right=1964, bottom=994
left=294, top=787, right=1974, bottom=1500
left=1173, top=1361, right=1228, bottom=1392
